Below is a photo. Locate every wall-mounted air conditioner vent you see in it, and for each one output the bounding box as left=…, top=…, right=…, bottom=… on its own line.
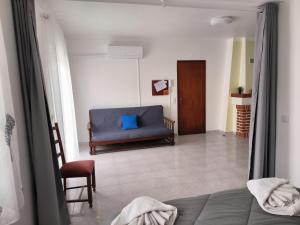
left=108, top=45, right=143, bottom=59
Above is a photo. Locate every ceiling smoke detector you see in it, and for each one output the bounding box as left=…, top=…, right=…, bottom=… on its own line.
left=210, top=16, right=234, bottom=26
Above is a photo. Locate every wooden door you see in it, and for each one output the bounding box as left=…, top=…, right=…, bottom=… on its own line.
left=177, top=60, right=206, bottom=135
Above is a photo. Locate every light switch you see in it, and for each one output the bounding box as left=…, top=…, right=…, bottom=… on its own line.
left=281, top=114, right=289, bottom=123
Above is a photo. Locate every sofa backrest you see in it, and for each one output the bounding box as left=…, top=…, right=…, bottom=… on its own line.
left=89, top=105, right=164, bottom=132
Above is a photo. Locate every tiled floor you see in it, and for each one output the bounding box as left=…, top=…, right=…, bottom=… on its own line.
left=69, top=131, right=249, bottom=225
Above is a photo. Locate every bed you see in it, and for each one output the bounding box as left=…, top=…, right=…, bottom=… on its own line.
left=165, top=188, right=300, bottom=225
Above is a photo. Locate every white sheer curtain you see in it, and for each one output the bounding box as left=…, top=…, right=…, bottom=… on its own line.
left=0, top=83, right=18, bottom=225
left=36, top=11, right=79, bottom=161
left=0, top=21, right=23, bottom=225
left=54, top=24, right=79, bottom=161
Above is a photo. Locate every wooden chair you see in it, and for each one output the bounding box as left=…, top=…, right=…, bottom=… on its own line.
left=53, top=122, right=96, bottom=208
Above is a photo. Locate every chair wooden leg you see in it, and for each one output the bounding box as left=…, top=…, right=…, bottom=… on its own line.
left=87, top=176, right=93, bottom=208
left=89, top=144, right=93, bottom=155
left=63, top=178, right=67, bottom=195
left=92, top=168, right=96, bottom=192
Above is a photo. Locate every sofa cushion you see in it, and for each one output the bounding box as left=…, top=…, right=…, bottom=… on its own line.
left=92, top=128, right=130, bottom=142
left=127, top=125, right=173, bottom=139
left=138, top=105, right=164, bottom=126
left=121, top=114, right=138, bottom=130
left=90, top=105, right=164, bottom=133
left=92, top=125, right=173, bottom=142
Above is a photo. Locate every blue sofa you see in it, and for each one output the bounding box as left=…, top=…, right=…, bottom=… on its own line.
left=88, top=105, right=175, bottom=154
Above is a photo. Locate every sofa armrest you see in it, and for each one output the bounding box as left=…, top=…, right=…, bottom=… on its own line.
left=164, top=117, right=175, bottom=132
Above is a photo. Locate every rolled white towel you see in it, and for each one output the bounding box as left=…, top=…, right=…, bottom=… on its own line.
left=270, top=192, right=286, bottom=207
left=151, top=211, right=167, bottom=225
left=247, top=178, right=300, bottom=216
left=289, top=200, right=300, bottom=216
left=112, top=196, right=177, bottom=225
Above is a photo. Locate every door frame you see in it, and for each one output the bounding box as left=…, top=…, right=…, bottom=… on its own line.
left=177, top=60, right=206, bottom=135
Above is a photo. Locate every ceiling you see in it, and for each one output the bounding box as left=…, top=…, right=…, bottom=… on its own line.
left=45, top=0, right=284, bottom=40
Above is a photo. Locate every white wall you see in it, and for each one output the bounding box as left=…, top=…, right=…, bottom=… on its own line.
left=0, top=1, right=34, bottom=224
left=68, top=37, right=229, bottom=142
left=71, top=56, right=139, bottom=142
left=276, top=0, right=300, bottom=187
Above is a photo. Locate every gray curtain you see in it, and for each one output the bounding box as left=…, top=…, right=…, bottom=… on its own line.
left=249, top=3, right=278, bottom=180
left=11, top=0, right=70, bottom=224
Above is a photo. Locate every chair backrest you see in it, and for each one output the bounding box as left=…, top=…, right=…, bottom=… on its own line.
left=52, top=122, right=66, bottom=165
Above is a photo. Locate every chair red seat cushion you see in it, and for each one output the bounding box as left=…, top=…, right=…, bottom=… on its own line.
left=60, top=160, right=95, bottom=178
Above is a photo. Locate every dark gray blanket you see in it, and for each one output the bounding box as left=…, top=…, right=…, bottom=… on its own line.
left=165, top=188, right=300, bottom=225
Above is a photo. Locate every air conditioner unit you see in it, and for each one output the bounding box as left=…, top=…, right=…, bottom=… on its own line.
left=108, top=45, right=143, bottom=59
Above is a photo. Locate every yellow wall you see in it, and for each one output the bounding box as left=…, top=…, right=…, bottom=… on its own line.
left=246, top=39, right=254, bottom=90
left=226, top=39, right=242, bottom=132
left=225, top=38, right=254, bottom=132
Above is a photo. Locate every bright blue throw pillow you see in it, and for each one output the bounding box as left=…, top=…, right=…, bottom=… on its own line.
left=121, top=115, right=138, bottom=130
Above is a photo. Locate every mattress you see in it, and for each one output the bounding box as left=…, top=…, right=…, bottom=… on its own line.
left=165, top=188, right=300, bottom=225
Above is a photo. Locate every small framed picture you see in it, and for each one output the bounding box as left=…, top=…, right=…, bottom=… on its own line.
left=152, top=80, right=169, bottom=96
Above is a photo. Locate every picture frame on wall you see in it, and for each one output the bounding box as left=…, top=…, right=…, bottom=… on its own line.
left=152, top=80, right=169, bottom=96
